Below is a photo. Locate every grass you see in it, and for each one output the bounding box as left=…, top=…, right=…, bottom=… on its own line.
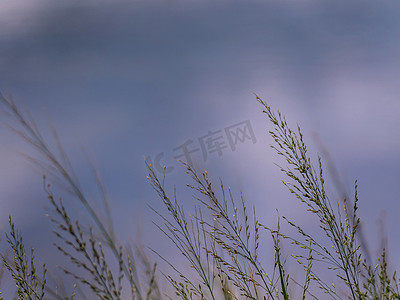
left=1, top=216, right=47, bottom=300
left=0, top=92, right=398, bottom=299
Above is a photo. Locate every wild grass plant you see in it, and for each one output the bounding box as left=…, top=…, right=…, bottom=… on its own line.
left=0, top=92, right=398, bottom=299
left=0, top=93, right=161, bottom=299
left=1, top=216, right=47, bottom=300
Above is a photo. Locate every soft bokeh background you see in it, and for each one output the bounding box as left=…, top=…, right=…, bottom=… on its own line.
left=1, top=0, right=400, bottom=297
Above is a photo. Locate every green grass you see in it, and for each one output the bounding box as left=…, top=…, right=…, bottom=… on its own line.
left=0, top=92, right=398, bottom=299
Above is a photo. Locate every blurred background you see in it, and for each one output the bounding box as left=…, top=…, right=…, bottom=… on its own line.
left=0, top=0, right=399, bottom=297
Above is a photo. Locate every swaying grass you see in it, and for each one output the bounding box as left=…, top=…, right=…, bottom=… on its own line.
left=1, top=216, right=47, bottom=300
left=0, top=93, right=161, bottom=299
left=146, top=95, right=400, bottom=299
left=0, top=92, right=398, bottom=299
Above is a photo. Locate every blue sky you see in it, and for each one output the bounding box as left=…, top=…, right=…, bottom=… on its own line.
left=0, top=0, right=400, bottom=297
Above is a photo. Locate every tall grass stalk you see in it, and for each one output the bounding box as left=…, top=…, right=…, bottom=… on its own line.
left=0, top=93, right=161, bottom=299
